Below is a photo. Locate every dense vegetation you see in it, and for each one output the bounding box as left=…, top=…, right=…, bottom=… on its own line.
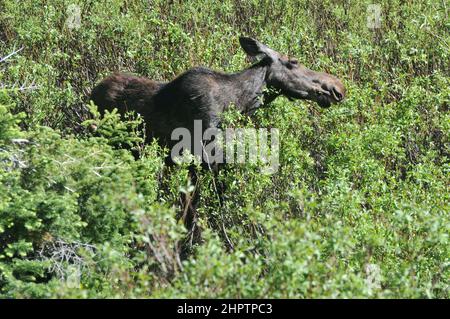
left=0, top=0, right=448, bottom=298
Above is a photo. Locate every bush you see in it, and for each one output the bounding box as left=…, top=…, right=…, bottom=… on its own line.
left=0, top=0, right=448, bottom=298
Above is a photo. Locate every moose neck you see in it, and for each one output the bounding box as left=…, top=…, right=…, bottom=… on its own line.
left=228, top=63, right=272, bottom=113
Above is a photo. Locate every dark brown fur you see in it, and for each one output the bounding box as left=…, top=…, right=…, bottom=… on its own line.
left=90, top=73, right=165, bottom=118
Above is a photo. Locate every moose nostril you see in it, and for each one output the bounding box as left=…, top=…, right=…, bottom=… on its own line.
left=332, top=87, right=343, bottom=101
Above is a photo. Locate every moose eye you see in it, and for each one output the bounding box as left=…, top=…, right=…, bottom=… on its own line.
left=285, top=59, right=299, bottom=69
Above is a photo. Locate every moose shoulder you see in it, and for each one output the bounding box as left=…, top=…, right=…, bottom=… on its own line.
left=90, top=36, right=345, bottom=149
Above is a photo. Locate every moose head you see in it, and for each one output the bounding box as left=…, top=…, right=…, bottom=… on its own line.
left=239, top=37, right=345, bottom=108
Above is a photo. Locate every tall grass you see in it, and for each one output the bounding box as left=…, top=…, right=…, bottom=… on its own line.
left=0, top=0, right=448, bottom=298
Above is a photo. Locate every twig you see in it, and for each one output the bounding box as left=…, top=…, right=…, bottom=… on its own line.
left=0, top=78, right=40, bottom=92
left=0, top=46, right=24, bottom=63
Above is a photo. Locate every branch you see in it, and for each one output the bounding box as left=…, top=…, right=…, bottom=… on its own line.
left=0, top=46, right=24, bottom=63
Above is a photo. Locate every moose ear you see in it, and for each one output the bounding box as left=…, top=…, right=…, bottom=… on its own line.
left=239, top=36, right=277, bottom=60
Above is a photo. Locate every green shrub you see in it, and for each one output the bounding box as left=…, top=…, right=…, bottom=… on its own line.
left=0, top=0, right=448, bottom=298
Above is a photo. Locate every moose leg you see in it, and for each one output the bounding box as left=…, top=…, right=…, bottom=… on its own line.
left=200, top=120, right=231, bottom=220
left=178, top=164, right=203, bottom=259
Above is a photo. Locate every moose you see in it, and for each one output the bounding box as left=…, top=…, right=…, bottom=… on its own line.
left=90, top=36, right=346, bottom=158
